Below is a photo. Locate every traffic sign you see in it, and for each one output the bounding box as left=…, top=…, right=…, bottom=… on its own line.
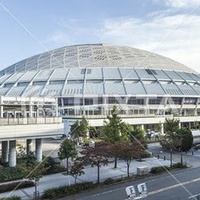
left=126, top=185, right=136, bottom=197
left=137, top=183, right=147, bottom=197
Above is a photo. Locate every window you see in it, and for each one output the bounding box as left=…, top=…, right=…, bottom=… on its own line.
left=67, top=80, right=83, bottom=84
left=127, top=97, right=144, bottom=105
left=17, top=82, right=29, bottom=86
left=32, top=81, right=46, bottom=85
left=149, top=97, right=163, bottom=105
left=167, top=97, right=182, bottom=105
left=108, top=97, right=118, bottom=104
left=184, top=98, right=197, bottom=104
left=49, top=80, right=65, bottom=85
left=84, top=98, right=93, bottom=105
left=98, top=97, right=103, bottom=104
left=63, top=98, right=74, bottom=106
left=81, top=69, right=86, bottom=74
left=145, top=69, right=157, bottom=75
left=57, top=98, right=62, bottom=106
left=87, top=69, right=92, bottom=74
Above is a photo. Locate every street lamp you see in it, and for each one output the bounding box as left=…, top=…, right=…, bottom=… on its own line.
left=170, top=149, right=173, bottom=167
left=180, top=138, right=183, bottom=166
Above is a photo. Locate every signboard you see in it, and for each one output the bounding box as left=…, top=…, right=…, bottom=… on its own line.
left=137, top=183, right=148, bottom=197
left=125, top=183, right=148, bottom=199
left=126, top=185, right=136, bottom=197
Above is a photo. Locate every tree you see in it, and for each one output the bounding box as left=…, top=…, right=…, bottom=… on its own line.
left=70, top=159, right=85, bottom=184
left=130, top=126, right=147, bottom=149
left=58, top=138, right=78, bottom=174
left=164, top=118, right=180, bottom=136
left=116, top=141, right=143, bottom=177
left=103, top=105, right=132, bottom=168
left=160, top=118, right=181, bottom=150
left=25, top=153, right=48, bottom=199
left=70, top=116, right=89, bottom=139
left=79, top=142, right=109, bottom=183
left=176, top=128, right=193, bottom=152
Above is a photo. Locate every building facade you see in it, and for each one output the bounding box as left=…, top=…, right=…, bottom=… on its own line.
left=0, top=44, right=200, bottom=133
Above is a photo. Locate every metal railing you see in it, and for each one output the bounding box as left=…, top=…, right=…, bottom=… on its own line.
left=0, top=116, right=62, bottom=126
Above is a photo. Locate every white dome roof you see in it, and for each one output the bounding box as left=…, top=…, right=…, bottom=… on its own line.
left=0, top=44, right=195, bottom=75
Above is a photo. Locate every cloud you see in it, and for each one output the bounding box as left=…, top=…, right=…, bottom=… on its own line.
left=46, top=8, right=200, bottom=73
left=97, top=14, right=200, bottom=72
left=154, top=0, right=200, bottom=8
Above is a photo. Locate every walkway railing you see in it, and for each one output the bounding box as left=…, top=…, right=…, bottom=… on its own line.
left=0, top=117, right=62, bottom=126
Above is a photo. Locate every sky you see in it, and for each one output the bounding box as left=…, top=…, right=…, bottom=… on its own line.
left=0, top=0, right=200, bottom=72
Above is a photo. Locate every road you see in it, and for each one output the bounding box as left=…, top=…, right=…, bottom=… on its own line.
left=59, top=167, right=200, bottom=200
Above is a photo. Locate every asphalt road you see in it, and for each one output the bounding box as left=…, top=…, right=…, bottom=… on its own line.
left=59, top=167, right=200, bottom=200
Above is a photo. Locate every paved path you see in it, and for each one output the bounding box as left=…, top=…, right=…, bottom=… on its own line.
left=1, top=142, right=200, bottom=200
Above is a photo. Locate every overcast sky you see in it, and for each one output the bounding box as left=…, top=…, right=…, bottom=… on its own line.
left=0, top=0, right=200, bottom=72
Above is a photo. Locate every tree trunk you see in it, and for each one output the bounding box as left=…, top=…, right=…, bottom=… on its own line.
left=114, top=157, right=117, bottom=168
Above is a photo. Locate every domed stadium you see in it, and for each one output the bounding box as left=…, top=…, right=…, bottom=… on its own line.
left=0, top=44, right=200, bottom=131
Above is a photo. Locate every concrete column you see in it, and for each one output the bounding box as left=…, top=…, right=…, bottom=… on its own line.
left=141, top=124, right=144, bottom=130
left=0, top=106, right=3, bottom=118
left=55, top=103, right=58, bottom=117
left=0, top=96, right=3, bottom=118
left=29, top=105, right=33, bottom=118
left=1, top=141, right=8, bottom=163
left=26, top=139, right=32, bottom=155
left=179, top=122, right=181, bottom=129
left=9, top=140, right=16, bottom=167
left=35, top=138, right=42, bottom=162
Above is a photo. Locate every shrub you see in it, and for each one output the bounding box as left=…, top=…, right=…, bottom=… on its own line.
left=150, top=166, right=170, bottom=174
left=103, top=178, right=115, bottom=185
left=171, top=162, right=187, bottom=169
left=0, top=181, right=34, bottom=193
left=0, top=196, right=21, bottom=200
left=0, top=166, right=26, bottom=182
left=42, top=182, right=95, bottom=199
left=44, top=157, right=66, bottom=175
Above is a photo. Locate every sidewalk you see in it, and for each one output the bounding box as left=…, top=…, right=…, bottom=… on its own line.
left=2, top=142, right=200, bottom=200
left=0, top=158, right=171, bottom=200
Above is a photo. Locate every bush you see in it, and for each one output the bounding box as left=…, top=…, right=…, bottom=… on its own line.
left=0, top=166, right=26, bottom=182
left=0, top=181, right=34, bottom=193
left=171, top=162, right=187, bottom=169
left=150, top=166, right=170, bottom=174
left=103, top=178, right=115, bottom=185
left=44, top=157, right=66, bottom=175
left=42, top=182, right=95, bottom=199
left=0, top=196, right=21, bottom=200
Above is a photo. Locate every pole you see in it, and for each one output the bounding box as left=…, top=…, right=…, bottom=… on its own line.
left=180, top=139, right=183, bottom=165
left=170, top=149, right=173, bottom=167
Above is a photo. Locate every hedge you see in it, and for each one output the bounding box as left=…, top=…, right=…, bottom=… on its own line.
left=42, top=182, right=95, bottom=199
left=0, top=196, right=21, bottom=200
left=0, top=181, right=34, bottom=193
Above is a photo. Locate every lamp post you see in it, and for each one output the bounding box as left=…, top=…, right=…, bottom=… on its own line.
left=180, top=138, right=183, bottom=166
left=170, top=149, right=173, bottom=167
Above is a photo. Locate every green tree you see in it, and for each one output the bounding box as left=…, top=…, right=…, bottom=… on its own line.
left=164, top=118, right=180, bottom=136
left=130, top=126, right=147, bottom=148
left=58, top=139, right=78, bottom=174
left=70, top=116, right=89, bottom=139
left=176, top=128, right=193, bottom=152
left=25, top=154, right=48, bottom=198
left=161, top=118, right=181, bottom=150
left=103, top=105, right=132, bottom=168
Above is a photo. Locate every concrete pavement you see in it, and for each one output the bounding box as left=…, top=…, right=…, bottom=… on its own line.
left=1, top=142, right=200, bottom=199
